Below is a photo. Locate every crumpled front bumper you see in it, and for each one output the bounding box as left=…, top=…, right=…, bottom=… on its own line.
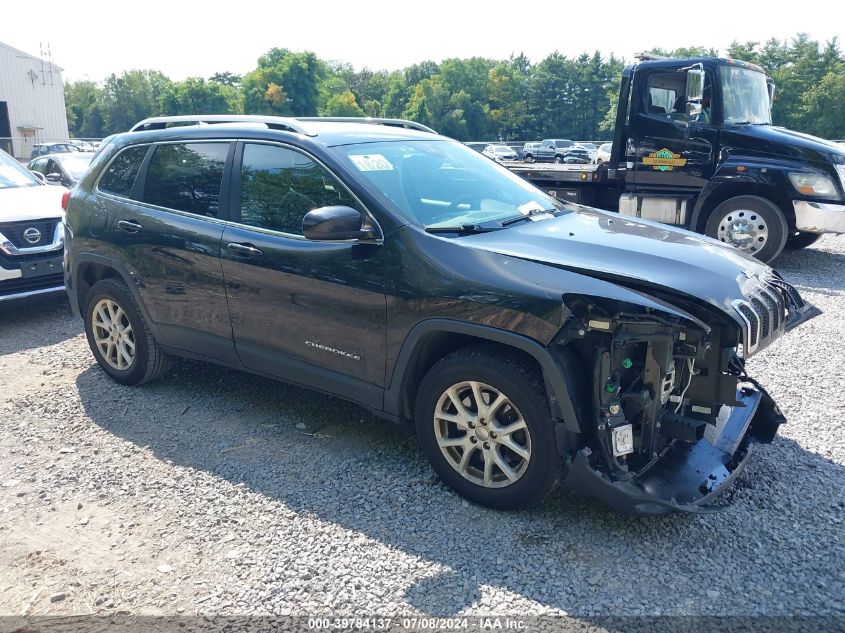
left=564, top=382, right=785, bottom=515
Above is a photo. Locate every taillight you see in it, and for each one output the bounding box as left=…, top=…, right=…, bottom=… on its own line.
left=61, top=190, right=70, bottom=211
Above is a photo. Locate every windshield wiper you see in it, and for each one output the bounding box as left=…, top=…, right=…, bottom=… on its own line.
left=500, top=209, right=559, bottom=226
left=424, top=223, right=500, bottom=234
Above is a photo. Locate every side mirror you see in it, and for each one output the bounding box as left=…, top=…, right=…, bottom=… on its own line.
left=302, top=205, right=378, bottom=241
left=686, top=66, right=705, bottom=102
left=686, top=101, right=703, bottom=119
left=45, top=172, right=63, bottom=183
left=29, top=170, right=46, bottom=184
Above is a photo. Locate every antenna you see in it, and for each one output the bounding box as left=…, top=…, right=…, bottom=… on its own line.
left=39, top=42, right=45, bottom=85
left=47, top=43, right=54, bottom=86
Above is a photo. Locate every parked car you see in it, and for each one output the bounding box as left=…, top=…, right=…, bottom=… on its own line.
left=29, top=143, right=80, bottom=159
left=534, top=139, right=573, bottom=163
left=0, top=148, right=67, bottom=302
left=575, top=142, right=598, bottom=163
left=28, top=152, right=95, bottom=188
left=482, top=144, right=519, bottom=162
left=69, top=139, right=96, bottom=152
left=65, top=114, right=816, bottom=515
left=563, top=145, right=592, bottom=164
left=596, top=142, right=612, bottom=164
left=520, top=142, right=540, bottom=162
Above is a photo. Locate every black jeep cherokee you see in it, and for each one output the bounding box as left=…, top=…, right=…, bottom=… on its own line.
left=64, top=115, right=819, bottom=515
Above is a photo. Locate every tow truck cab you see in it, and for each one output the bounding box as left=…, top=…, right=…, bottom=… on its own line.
left=511, top=56, right=845, bottom=262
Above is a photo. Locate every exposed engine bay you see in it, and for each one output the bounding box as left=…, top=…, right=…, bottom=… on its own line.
left=555, top=275, right=817, bottom=514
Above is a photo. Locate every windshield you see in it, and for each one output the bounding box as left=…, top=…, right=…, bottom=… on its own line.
left=334, top=139, right=568, bottom=228
left=721, top=66, right=772, bottom=125
left=494, top=147, right=512, bottom=153
left=60, top=154, right=94, bottom=179
left=554, top=140, right=572, bottom=148
left=0, top=150, right=39, bottom=189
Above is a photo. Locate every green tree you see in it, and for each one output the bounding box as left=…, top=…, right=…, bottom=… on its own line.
left=324, top=89, right=365, bottom=116
left=242, top=48, right=324, bottom=116
left=801, top=69, right=845, bottom=137
left=65, top=80, right=104, bottom=138
left=99, top=70, right=171, bottom=134
left=159, top=77, right=238, bottom=115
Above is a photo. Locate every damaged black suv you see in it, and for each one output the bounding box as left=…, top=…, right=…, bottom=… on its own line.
left=64, top=115, right=819, bottom=515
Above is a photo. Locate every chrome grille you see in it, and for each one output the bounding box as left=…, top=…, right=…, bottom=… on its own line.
left=750, top=297, right=769, bottom=339
left=736, top=303, right=759, bottom=348
left=769, top=277, right=805, bottom=309
left=0, top=220, right=58, bottom=248
left=733, top=277, right=802, bottom=355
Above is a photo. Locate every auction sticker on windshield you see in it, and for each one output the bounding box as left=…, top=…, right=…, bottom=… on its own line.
left=349, top=154, right=394, bottom=171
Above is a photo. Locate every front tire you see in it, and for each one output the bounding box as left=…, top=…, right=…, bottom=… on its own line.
left=414, top=345, right=560, bottom=510
left=784, top=231, right=823, bottom=250
left=84, top=278, right=169, bottom=385
left=705, top=195, right=788, bottom=262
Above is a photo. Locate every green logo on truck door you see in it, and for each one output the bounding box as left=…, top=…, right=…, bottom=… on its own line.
left=643, top=148, right=687, bottom=172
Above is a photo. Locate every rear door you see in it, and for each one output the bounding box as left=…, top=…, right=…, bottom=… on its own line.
left=220, top=141, right=387, bottom=407
left=100, top=141, right=237, bottom=362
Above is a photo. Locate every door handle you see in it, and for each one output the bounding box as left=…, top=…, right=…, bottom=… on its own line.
left=227, top=242, right=264, bottom=257
left=117, top=220, right=143, bottom=232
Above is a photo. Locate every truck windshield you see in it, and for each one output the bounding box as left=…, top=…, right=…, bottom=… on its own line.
left=721, top=66, right=772, bottom=125
left=334, top=139, right=567, bottom=229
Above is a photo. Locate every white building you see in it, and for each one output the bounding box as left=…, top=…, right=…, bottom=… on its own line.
left=0, top=41, right=69, bottom=159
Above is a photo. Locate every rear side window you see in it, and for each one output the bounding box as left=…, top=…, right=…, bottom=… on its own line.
left=143, top=142, right=229, bottom=217
left=99, top=146, right=149, bottom=197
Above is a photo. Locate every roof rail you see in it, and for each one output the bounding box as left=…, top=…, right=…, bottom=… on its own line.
left=296, top=117, right=437, bottom=134
left=129, top=115, right=313, bottom=135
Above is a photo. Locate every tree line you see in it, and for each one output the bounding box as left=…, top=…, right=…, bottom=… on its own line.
left=65, top=34, right=845, bottom=142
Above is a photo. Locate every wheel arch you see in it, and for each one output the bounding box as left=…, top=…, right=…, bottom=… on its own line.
left=385, top=319, right=583, bottom=435
left=691, top=178, right=795, bottom=234
left=74, top=254, right=163, bottom=340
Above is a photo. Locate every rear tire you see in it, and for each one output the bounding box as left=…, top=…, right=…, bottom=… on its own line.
left=784, top=231, right=822, bottom=250
left=84, top=278, right=169, bottom=386
left=414, top=345, right=560, bottom=510
left=704, top=195, right=788, bottom=262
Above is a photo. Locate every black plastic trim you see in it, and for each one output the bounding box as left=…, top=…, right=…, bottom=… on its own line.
left=385, top=319, right=581, bottom=431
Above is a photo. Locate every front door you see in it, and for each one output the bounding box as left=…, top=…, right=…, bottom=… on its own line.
left=104, top=141, right=236, bottom=362
left=220, top=142, right=387, bottom=408
left=632, top=68, right=718, bottom=191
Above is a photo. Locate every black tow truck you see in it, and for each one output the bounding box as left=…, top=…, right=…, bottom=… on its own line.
left=507, top=55, right=845, bottom=262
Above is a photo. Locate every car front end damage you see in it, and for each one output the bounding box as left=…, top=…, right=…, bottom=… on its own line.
left=555, top=273, right=819, bottom=515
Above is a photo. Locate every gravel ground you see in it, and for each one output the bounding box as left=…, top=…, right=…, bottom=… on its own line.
left=1, top=236, right=844, bottom=624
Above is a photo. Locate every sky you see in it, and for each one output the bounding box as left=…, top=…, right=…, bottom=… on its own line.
left=2, top=0, right=842, bottom=82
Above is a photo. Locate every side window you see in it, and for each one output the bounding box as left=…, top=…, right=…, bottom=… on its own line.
left=646, top=72, right=694, bottom=121
left=239, top=143, right=362, bottom=235
left=143, top=143, right=229, bottom=217
left=99, top=145, right=150, bottom=198
left=30, top=158, right=47, bottom=173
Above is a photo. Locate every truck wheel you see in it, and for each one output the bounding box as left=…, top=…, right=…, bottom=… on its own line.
left=705, top=196, right=788, bottom=262
left=414, top=345, right=560, bottom=510
left=84, top=278, right=170, bottom=386
left=554, top=155, right=563, bottom=164
left=784, top=231, right=822, bottom=250
left=524, top=154, right=534, bottom=163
